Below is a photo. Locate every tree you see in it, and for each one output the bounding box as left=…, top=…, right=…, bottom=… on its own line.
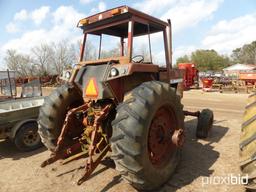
left=176, top=49, right=230, bottom=71
left=31, top=44, right=53, bottom=76
left=4, top=49, right=34, bottom=77
left=100, top=42, right=121, bottom=59
left=176, top=55, right=190, bottom=64
left=191, top=49, right=230, bottom=71
left=50, top=41, right=78, bottom=75
left=4, top=41, right=80, bottom=77
left=139, top=44, right=151, bottom=62
left=231, top=41, right=256, bottom=64
left=231, top=48, right=242, bottom=64
left=132, top=43, right=151, bottom=62
left=83, top=40, right=97, bottom=61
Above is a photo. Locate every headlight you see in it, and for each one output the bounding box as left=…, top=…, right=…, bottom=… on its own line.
left=65, top=71, right=71, bottom=79
left=110, top=68, right=119, bottom=77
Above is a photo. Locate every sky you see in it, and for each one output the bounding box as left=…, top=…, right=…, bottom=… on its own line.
left=0, top=0, right=256, bottom=69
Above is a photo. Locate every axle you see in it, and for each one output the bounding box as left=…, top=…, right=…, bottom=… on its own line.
left=183, top=110, right=200, bottom=117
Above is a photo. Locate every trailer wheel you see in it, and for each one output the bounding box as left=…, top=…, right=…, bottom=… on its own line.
left=38, top=84, right=83, bottom=151
left=239, top=93, right=256, bottom=190
left=196, top=109, right=214, bottom=138
left=14, top=121, right=42, bottom=151
left=111, top=81, right=184, bottom=190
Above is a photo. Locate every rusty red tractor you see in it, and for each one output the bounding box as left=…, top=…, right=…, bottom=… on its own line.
left=38, top=6, right=214, bottom=190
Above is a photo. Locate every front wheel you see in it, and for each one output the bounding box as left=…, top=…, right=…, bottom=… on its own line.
left=196, top=109, right=214, bottom=138
left=14, top=121, right=42, bottom=151
left=111, top=81, right=184, bottom=190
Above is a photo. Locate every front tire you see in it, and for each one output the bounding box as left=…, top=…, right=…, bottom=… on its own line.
left=196, top=109, right=214, bottom=138
left=111, top=81, right=184, bottom=190
left=38, top=84, right=83, bottom=151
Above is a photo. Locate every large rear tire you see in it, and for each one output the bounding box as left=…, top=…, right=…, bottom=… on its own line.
left=38, top=84, right=83, bottom=151
left=240, top=92, right=256, bottom=190
left=111, top=81, right=184, bottom=190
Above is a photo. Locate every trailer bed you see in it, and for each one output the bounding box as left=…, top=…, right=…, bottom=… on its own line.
left=0, top=96, right=44, bottom=139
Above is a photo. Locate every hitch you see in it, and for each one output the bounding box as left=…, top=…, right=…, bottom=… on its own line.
left=77, top=104, right=112, bottom=185
left=41, top=103, right=89, bottom=168
left=41, top=142, right=82, bottom=168
left=77, top=144, right=110, bottom=185
left=41, top=102, right=113, bottom=185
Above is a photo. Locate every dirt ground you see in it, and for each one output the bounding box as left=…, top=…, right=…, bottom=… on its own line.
left=0, top=89, right=248, bottom=192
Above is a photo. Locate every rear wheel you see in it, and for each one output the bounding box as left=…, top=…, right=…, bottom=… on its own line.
left=14, top=121, right=42, bottom=151
left=111, top=81, right=184, bottom=190
left=38, top=84, right=83, bottom=151
left=240, top=93, right=256, bottom=190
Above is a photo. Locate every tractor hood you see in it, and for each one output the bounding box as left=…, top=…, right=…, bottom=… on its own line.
left=74, top=61, right=131, bottom=101
left=75, top=63, right=112, bottom=100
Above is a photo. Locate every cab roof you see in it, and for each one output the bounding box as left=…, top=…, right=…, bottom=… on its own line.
left=77, top=6, right=168, bottom=38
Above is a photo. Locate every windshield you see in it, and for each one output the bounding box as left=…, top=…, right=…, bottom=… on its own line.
left=80, top=21, right=165, bottom=64
left=83, top=34, right=127, bottom=61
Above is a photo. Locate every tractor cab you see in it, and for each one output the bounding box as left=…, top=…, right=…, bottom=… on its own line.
left=77, top=6, right=172, bottom=65
left=72, top=6, right=178, bottom=102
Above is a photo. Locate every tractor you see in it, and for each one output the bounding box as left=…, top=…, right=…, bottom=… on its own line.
left=38, top=6, right=213, bottom=190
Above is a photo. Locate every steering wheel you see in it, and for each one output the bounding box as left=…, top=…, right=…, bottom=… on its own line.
left=132, top=55, right=144, bottom=63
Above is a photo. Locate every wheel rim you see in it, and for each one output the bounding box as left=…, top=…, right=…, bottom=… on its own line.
left=148, top=105, right=177, bottom=167
left=23, top=128, right=40, bottom=147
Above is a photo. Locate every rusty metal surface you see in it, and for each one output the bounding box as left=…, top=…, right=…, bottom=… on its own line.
left=55, top=103, right=89, bottom=153
left=172, top=129, right=185, bottom=147
left=178, top=63, right=199, bottom=89
left=79, top=58, right=120, bottom=66
left=41, top=142, right=82, bottom=168
left=128, top=63, right=159, bottom=73
left=41, top=101, right=113, bottom=185
left=72, top=5, right=179, bottom=95
left=77, top=104, right=112, bottom=184
left=159, top=68, right=183, bottom=84
left=75, top=5, right=174, bottom=76
left=79, top=33, right=87, bottom=62
left=148, top=106, right=177, bottom=166
left=41, top=103, right=89, bottom=167
left=183, top=110, right=200, bottom=117
left=78, top=6, right=168, bottom=31
left=40, top=5, right=189, bottom=189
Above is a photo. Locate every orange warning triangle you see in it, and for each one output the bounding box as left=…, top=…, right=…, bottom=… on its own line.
left=85, top=78, right=98, bottom=97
